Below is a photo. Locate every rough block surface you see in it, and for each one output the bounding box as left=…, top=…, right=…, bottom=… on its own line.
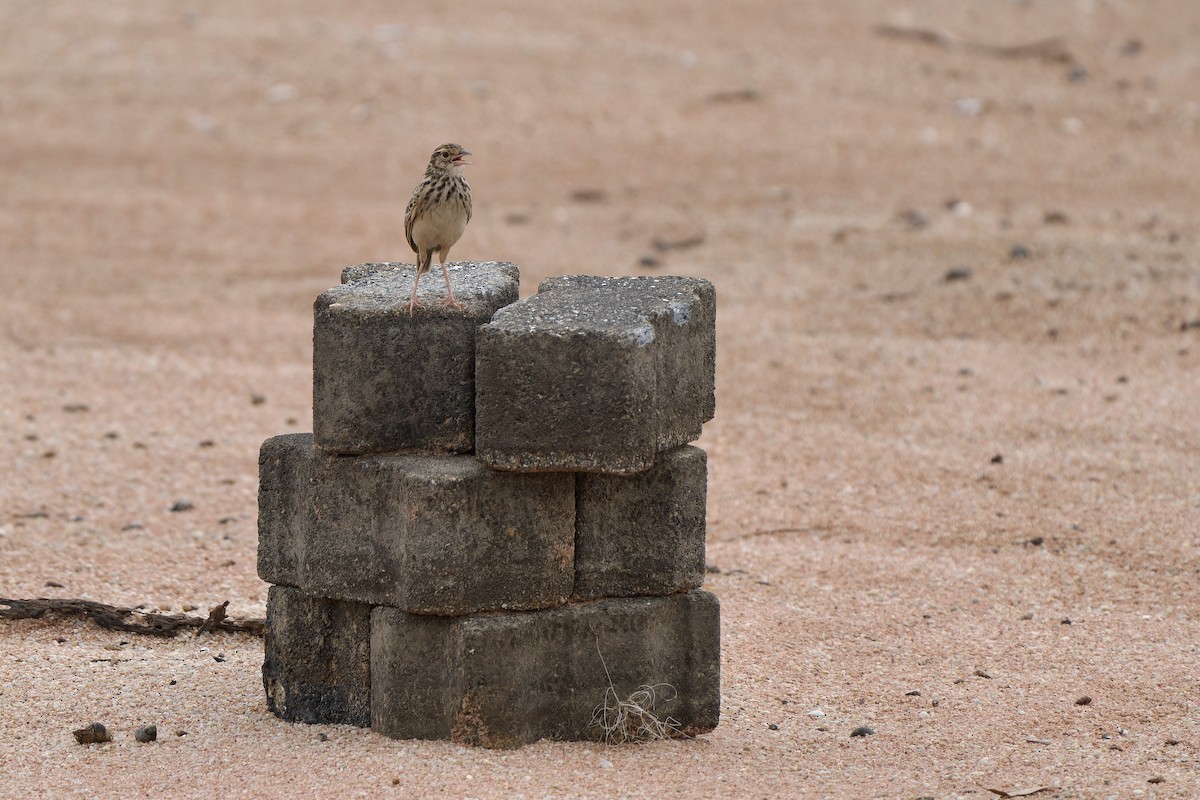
left=573, top=445, right=707, bottom=600
left=262, top=586, right=372, bottom=727
left=256, top=433, right=575, bottom=614
left=313, top=261, right=519, bottom=455
left=257, top=433, right=312, bottom=588
left=371, top=590, right=721, bottom=747
left=475, top=275, right=715, bottom=474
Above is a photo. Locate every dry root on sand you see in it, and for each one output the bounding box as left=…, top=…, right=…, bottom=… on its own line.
left=591, top=682, right=685, bottom=744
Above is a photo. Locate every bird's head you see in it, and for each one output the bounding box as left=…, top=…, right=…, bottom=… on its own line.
left=428, top=143, right=472, bottom=175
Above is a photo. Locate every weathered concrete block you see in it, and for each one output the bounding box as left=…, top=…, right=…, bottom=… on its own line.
left=257, top=433, right=312, bottom=588
left=371, top=590, right=721, bottom=747
left=573, top=445, right=707, bottom=600
left=263, top=585, right=372, bottom=727
left=256, top=433, right=575, bottom=614
left=475, top=275, right=715, bottom=474
left=313, top=261, right=519, bottom=455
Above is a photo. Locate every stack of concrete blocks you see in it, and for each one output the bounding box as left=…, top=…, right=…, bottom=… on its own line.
left=257, top=261, right=719, bottom=748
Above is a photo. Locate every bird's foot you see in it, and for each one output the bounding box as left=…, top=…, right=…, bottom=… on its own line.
left=406, top=298, right=425, bottom=315
left=441, top=296, right=466, bottom=310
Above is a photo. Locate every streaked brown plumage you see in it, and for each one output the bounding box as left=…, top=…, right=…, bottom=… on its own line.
left=403, top=143, right=473, bottom=312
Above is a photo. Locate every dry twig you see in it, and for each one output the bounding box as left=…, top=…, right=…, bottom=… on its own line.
left=0, top=597, right=265, bottom=637
left=874, top=24, right=1074, bottom=64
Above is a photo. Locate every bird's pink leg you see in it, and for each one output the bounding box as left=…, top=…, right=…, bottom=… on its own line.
left=440, top=260, right=465, bottom=309
left=406, top=259, right=427, bottom=315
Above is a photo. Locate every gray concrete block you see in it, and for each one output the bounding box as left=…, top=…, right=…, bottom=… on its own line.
left=573, top=445, right=707, bottom=600
left=256, top=433, right=312, bottom=588
left=313, top=261, right=519, bottom=455
left=475, top=275, right=715, bottom=474
left=262, top=586, right=372, bottom=727
left=371, top=590, right=720, bottom=747
left=256, top=433, right=575, bottom=614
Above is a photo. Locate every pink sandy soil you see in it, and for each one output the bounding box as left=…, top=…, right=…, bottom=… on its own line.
left=2, top=2, right=1199, bottom=797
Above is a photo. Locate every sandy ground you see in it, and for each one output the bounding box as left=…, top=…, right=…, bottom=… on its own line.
left=2, top=1, right=1199, bottom=797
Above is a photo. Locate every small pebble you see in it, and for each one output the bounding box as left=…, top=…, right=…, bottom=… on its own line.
left=1148, top=776, right=1165, bottom=784
left=953, top=97, right=983, bottom=117
left=904, top=690, right=921, bottom=697
left=1075, top=695, right=1093, bottom=706
left=73, top=722, right=111, bottom=745
left=943, top=266, right=972, bottom=282
left=974, top=669, right=993, bottom=679
left=990, top=454, right=1004, bottom=464
left=807, top=709, right=826, bottom=719
left=317, top=732, right=328, bottom=742
left=767, top=723, right=779, bottom=731
left=850, top=726, right=875, bottom=738
left=1009, top=243, right=1031, bottom=260
left=599, top=758, right=613, bottom=769
left=169, top=499, right=194, bottom=513
left=898, top=209, right=929, bottom=230
left=134, top=724, right=157, bottom=743
left=569, top=188, right=607, bottom=203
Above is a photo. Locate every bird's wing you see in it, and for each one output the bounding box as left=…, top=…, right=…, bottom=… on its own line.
left=403, top=183, right=423, bottom=254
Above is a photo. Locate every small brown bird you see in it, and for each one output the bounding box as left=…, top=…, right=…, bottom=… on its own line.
left=199, top=600, right=228, bottom=634
left=403, top=143, right=473, bottom=312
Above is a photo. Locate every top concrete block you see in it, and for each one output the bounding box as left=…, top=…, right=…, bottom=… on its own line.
left=475, top=275, right=715, bottom=474
left=313, top=261, right=519, bottom=455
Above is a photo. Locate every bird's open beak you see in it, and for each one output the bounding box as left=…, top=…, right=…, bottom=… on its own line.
left=453, top=151, right=472, bottom=165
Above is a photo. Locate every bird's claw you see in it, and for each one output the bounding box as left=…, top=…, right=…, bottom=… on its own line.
left=441, top=297, right=466, bottom=310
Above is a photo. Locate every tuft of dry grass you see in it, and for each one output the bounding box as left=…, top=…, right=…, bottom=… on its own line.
left=591, top=682, right=683, bottom=744
left=589, top=633, right=685, bottom=744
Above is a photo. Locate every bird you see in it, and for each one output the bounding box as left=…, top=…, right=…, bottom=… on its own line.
left=198, top=600, right=228, bottom=634
left=403, top=143, right=473, bottom=313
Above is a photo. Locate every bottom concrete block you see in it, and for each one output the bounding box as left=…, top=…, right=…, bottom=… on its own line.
left=371, top=590, right=720, bottom=748
left=263, top=586, right=372, bottom=727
